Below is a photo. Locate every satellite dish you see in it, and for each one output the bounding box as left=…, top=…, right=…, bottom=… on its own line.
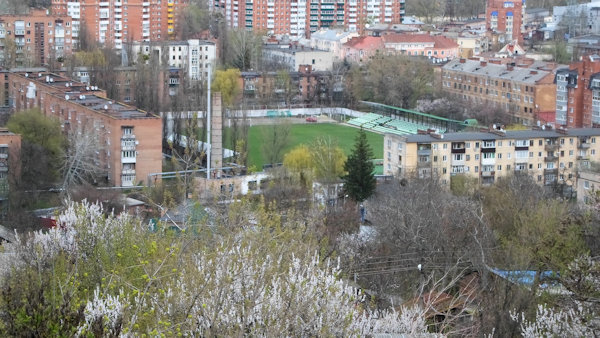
left=25, top=73, right=29, bottom=77
left=104, top=104, right=108, bottom=110
left=65, top=94, right=70, bottom=100
left=86, top=86, right=90, bottom=90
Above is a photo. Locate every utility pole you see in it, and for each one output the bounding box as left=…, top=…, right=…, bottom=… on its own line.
left=206, top=65, right=211, bottom=180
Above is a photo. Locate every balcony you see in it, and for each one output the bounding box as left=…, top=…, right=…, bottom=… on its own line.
left=544, top=168, right=558, bottom=174
left=577, top=155, right=590, bottom=160
left=481, top=171, right=495, bottom=177
left=544, top=144, right=559, bottom=152
left=121, top=169, right=136, bottom=175
left=121, top=156, right=136, bottom=164
left=0, top=153, right=8, bottom=159
left=417, top=149, right=431, bottom=156
left=481, top=157, right=495, bottom=166
left=544, top=155, right=558, bottom=162
left=417, top=161, right=431, bottom=168
left=578, top=143, right=591, bottom=149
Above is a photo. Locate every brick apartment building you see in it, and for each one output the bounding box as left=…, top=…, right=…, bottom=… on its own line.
left=2, top=71, right=162, bottom=187
left=0, top=9, right=73, bottom=67
left=384, top=127, right=600, bottom=188
left=240, top=64, right=344, bottom=106
left=0, top=129, right=21, bottom=214
left=441, top=58, right=557, bottom=125
left=51, top=0, right=188, bottom=49
left=485, top=0, right=524, bottom=45
left=555, top=54, right=600, bottom=128
left=212, top=0, right=405, bottom=38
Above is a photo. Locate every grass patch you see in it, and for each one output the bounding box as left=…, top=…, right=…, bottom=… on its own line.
left=224, top=123, right=383, bottom=169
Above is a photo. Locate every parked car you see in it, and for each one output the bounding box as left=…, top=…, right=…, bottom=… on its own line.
left=306, top=116, right=317, bottom=122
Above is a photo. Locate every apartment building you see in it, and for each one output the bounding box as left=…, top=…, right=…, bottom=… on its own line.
left=240, top=64, right=345, bottom=105
left=51, top=0, right=188, bottom=49
left=0, top=129, right=21, bottom=215
left=383, top=128, right=600, bottom=188
left=441, top=58, right=556, bottom=125
left=485, top=0, right=524, bottom=44
left=4, top=71, right=161, bottom=187
left=555, top=54, right=600, bottom=128
left=131, top=39, right=217, bottom=80
left=0, top=9, right=73, bottom=67
left=577, top=168, right=600, bottom=205
left=212, top=0, right=404, bottom=38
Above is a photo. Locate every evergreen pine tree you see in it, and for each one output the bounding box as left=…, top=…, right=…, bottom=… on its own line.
left=343, top=128, right=376, bottom=202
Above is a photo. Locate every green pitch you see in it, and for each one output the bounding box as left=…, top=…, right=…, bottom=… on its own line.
left=225, top=123, right=384, bottom=170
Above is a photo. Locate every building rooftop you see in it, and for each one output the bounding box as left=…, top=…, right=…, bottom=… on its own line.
left=13, top=71, right=101, bottom=94
left=344, top=36, right=383, bottom=49
left=394, top=128, right=600, bottom=143
left=442, top=58, right=552, bottom=83
left=64, top=94, right=156, bottom=120
left=310, top=29, right=356, bottom=41
left=382, top=33, right=459, bottom=49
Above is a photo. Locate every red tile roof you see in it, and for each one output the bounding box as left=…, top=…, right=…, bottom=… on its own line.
left=344, top=36, right=383, bottom=50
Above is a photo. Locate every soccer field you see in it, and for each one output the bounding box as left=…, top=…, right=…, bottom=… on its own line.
left=225, top=123, right=383, bottom=169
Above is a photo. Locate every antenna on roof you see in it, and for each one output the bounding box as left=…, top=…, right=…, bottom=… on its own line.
left=25, top=73, right=29, bottom=78
left=103, top=104, right=108, bottom=110
left=65, top=94, right=70, bottom=100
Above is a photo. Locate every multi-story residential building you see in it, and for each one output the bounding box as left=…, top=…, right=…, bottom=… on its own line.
left=0, top=9, right=73, bottom=67
left=240, top=64, right=345, bottom=106
left=441, top=58, right=557, bottom=125
left=485, top=0, right=524, bottom=44
left=51, top=0, right=188, bottom=49
left=555, top=54, right=600, bottom=128
left=577, top=168, right=600, bottom=205
left=3, top=71, right=162, bottom=187
left=382, top=33, right=459, bottom=62
left=553, top=1, right=600, bottom=36
left=212, top=0, right=404, bottom=38
left=131, top=39, right=217, bottom=80
left=0, top=129, right=21, bottom=215
left=383, top=127, right=600, bottom=189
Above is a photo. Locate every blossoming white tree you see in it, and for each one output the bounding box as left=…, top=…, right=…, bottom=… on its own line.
left=0, top=201, right=429, bottom=336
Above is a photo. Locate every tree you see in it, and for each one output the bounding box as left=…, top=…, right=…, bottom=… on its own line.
left=311, top=136, right=347, bottom=182
left=261, top=122, right=291, bottom=166
left=60, top=124, right=105, bottom=194
left=6, top=109, right=65, bottom=191
left=343, top=128, right=376, bottom=202
left=225, top=29, right=263, bottom=71
left=212, top=68, right=241, bottom=107
left=0, top=201, right=430, bottom=336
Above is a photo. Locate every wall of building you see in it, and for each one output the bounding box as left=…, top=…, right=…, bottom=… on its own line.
left=384, top=129, right=600, bottom=189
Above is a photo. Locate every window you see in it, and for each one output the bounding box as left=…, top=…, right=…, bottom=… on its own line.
left=443, top=143, right=448, bottom=149
left=475, top=154, right=480, bottom=160
left=497, top=165, right=502, bottom=171
left=584, top=181, right=590, bottom=189
left=443, top=155, right=447, bottom=162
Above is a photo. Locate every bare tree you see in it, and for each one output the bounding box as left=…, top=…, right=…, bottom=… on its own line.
left=60, top=124, right=105, bottom=195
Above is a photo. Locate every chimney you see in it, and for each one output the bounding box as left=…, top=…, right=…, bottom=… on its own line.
left=507, top=64, right=514, bottom=71
left=459, top=58, right=466, bottom=63
left=480, top=60, right=487, bottom=66
left=530, top=70, right=538, bottom=75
